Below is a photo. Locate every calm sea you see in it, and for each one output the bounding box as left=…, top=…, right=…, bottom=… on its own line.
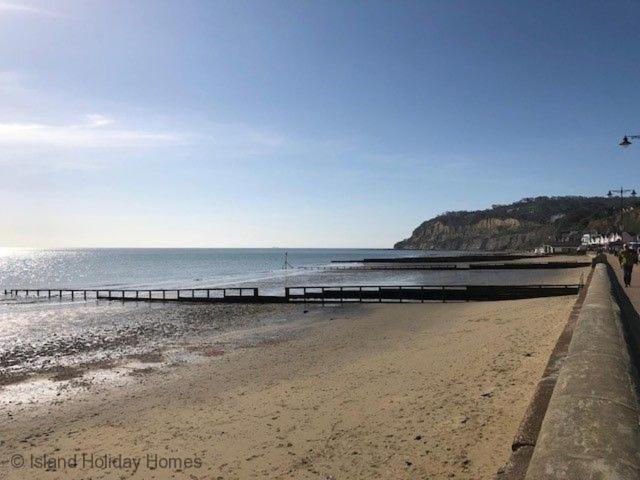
left=0, top=248, right=585, bottom=296
left=0, top=248, right=587, bottom=386
left=0, top=248, right=427, bottom=291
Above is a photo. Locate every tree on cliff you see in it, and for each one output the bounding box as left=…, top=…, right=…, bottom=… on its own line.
left=395, top=196, right=639, bottom=251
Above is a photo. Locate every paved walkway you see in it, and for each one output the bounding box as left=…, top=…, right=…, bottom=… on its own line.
left=607, top=253, right=640, bottom=306
left=605, top=254, right=640, bottom=365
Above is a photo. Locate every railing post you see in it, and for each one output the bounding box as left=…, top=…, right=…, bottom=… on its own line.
left=71, top=290, right=74, bottom=300
left=84, top=290, right=87, bottom=300
left=163, top=290, right=166, bottom=300
left=253, top=288, right=258, bottom=298
left=285, top=287, right=290, bottom=301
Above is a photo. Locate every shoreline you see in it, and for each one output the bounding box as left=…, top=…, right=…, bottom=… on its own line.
left=0, top=259, right=588, bottom=389
left=1, top=296, right=576, bottom=479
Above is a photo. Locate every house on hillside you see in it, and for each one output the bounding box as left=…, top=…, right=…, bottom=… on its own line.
left=534, top=242, right=581, bottom=254
left=579, top=231, right=638, bottom=250
left=537, top=230, right=640, bottom=254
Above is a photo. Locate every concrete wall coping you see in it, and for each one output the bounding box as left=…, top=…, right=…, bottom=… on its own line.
left=525, top=263, right=640, bottom=479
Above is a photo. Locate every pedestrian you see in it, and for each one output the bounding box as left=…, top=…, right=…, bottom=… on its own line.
left=618, top=243, right=638, bottom=287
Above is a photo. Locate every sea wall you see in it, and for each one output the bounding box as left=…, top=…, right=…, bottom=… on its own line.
left=524, top=263, right=640, bottom=479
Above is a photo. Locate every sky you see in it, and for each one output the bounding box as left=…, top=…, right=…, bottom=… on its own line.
left=1, top=0, right=640, bottom=248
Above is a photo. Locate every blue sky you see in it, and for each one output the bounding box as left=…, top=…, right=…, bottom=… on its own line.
left=1, top=0, right=640, bottom=247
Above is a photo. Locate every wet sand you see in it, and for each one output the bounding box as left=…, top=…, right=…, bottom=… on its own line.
left=0, top=299, right=302, bottom=385
left=0, top=295, right=576, bottom=480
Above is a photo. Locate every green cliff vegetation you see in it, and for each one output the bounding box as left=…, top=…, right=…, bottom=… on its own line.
left=395, top=196, right=640, bottom=251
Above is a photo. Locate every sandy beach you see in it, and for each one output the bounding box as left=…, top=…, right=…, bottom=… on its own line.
left=1, top=1, right=631, bottom=477
left=0, top=293, right=577, bottom=480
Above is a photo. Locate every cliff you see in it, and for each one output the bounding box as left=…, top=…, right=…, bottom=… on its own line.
left=394, top=196, right=640, bottom=251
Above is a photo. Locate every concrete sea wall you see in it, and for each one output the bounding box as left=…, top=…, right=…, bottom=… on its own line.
left=524, top=263, right=640, bottom=479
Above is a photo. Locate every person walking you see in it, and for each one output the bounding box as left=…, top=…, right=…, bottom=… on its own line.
left=618, top=243, right=638, bottom=287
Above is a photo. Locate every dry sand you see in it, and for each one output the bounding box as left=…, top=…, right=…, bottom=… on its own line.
left=0, top=296, right=576, bottom=480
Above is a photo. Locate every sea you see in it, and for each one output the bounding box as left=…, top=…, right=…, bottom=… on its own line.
left=0, top=248, right=421, bottom=291
left=0, top=247, right=572, bottom=294
left=0, top=248, right=586, bottom=391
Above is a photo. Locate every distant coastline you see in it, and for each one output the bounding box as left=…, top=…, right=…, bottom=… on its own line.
left=395, top=196, right=633, bottom=251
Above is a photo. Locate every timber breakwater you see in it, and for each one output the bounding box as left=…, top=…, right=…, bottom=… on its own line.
left=3, top=254, right=588, bottom=304
left=4, top=283, right=582, bottom=304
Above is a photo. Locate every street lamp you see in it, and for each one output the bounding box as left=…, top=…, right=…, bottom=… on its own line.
left=608, top=187, right=637, bottom=229
left=607, top=188, right=637, bottom=198
left=619, top=135, right=640, bottom=148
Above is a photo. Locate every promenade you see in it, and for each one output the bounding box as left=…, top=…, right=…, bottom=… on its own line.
left=606, top=253, right=640, bottom=365
left=523, top=261, right=640, bottom=479
left=608, top=253, right=640, bottom=306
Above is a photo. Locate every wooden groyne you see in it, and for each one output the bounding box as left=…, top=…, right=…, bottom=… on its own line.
left=3, top=283, right=582, bottom=304
left=470, top=261, right=589, bottom=270
left=311, top=261, right=590, bottom=271
left=2, top=287, right=275, bottom=302
left=285, top=284, right=581, bottom=303
left=332, top=254, right=546, bottom=264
